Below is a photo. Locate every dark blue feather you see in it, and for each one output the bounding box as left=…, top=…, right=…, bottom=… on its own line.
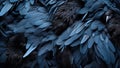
left=64, top=33, right=81, bottom=46
left=71, top=40, right=80, bottom=47
left=105, top=37, right=116, bottom=52
left=56, top=27, right=72, bottom=45
left=94, top=35, right=111, bottom=63
left=80, top=35, right=89, bottom=44
left=72, top=49, right=81, bottom=64
left=38, top=42, right=54, bottom=56
left=70, top=21, right=83, bottom=36
left=29, top=0, right=34, bottom=5
left=115, top=59, right=120, bottom=68
left=0, top=53, right=7, bottom=63
left=90, top=23, right=97, bottom=31
left=89, top=1, right=103, bottom=12
left=80, top=44, right=88, bottom=54
left=87, top=37, right=94, bottom=48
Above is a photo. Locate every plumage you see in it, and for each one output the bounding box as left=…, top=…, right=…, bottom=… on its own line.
left=0, top=0, right=120, bottom=68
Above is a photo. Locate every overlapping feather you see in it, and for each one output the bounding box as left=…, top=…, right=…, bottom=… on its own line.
left=2, top=0, right=120, bottom=68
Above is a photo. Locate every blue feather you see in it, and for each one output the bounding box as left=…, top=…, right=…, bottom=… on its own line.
left=0, top=2, right=13, bottom=16
left=64, top=33, right=81, bottom=46
left=80, top=45, right=88, bottom=54
left=56, top=28, right=72, bottom=45
left=87, top=37, right=94, bottom=48
left=80, top=35, right=89, bottom=44
left=10, top=0, right=18, bottom=3
left=71, top=40, right=80, bottom=47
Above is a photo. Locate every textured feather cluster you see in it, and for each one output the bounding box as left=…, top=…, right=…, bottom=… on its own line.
left=6, top=33, right=26, bottom=67
left=6, top=33, right=37, bottom=68
left=0, top=0, right=120, bottom=68
left=53, top=1, right=79, bottom=24
left=107, top=13, right=120, bottom=46
left=52, top=1, right=80, bottom=35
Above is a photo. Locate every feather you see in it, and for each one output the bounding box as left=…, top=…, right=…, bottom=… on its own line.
left=31, top=20, right=45, bottom=26
left=18, top=1, right=31, bottom=15
left=80, top=35, right=89, bottom=44
left=90, top=22, right=98, bottom=31
left=88, top=1, right=103, bottom=12
left=75, top=24, right=85, bottom=34
left=96, top=44, right=110, bottom=64
left=81, top=12, right=88, bottom=21
left=87, top=36, right=94, bottom=48
left=56, top=27, right=72, bottom=45
left=84, top=0, right=96, bottom=8
left=25, top=41, right=32, bottom=49
left=93, top=10, right=105, bottom=19
left=0, top=53, right=7, bottom=63
left=38, top=42, right=54, bottom=56
left=80, top=44, right=88, bottom=54
left=97, top=23, right=105, bottom=31
left=0, top=26, right=8, bottom=37
left=42, top=34, right=56, bottom=42
left=1, top=0, right=119, bottom=67
left=38, top=22, right=51, bottom=28
left=79, top=7, right=89, bottom=14
left=48, top=3, right=58, bottom=14
left=0, top=1, right=13, bottom=16
left=47, top=0, right=56, bottom=5
left=105, top=36, right=116, bottom=52
left=100, top=0, right=120, bottom=14
left=115, top=59, right=120, bottom=68
left=37, top=56, right=44, bottom=68
left=71, top=39, right=80, bottom=47
left=90, top=20, right=103, bottom=31
left=48, top=0, right=65, bottom=14
left=23, top=43, right=38, bottom=58
left=29, top=0, right=34, bottom=5
left=79, top=0, right=95, bottom=14
left=25, top=12, right=49, bottom=19
left=94, top=35, right=110, bottom=63
left=39, top=0, right=47, bottom=6
left=94, top=45, right=103, bottom=59
left=24, top=36, right=42, bottom=58
left=72, top=49, right=81, bottom=64
left=64, top=33, right=81, bottom=46
left=69, top=21, right=83, bottom=36
left=100, top=33, right=105, bottom=41
left=25, top=27, right=36, bottom=33
left=84, top=61, right=98, bottom=68
left=94, top=34, right=115, bottom=64
left=84, top=19, right=92, bottom=27
left=37, top=56, right=49, bottom=68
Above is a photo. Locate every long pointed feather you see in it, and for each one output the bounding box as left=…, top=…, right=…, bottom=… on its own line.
left=0, top=2, right=13, bottom=16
